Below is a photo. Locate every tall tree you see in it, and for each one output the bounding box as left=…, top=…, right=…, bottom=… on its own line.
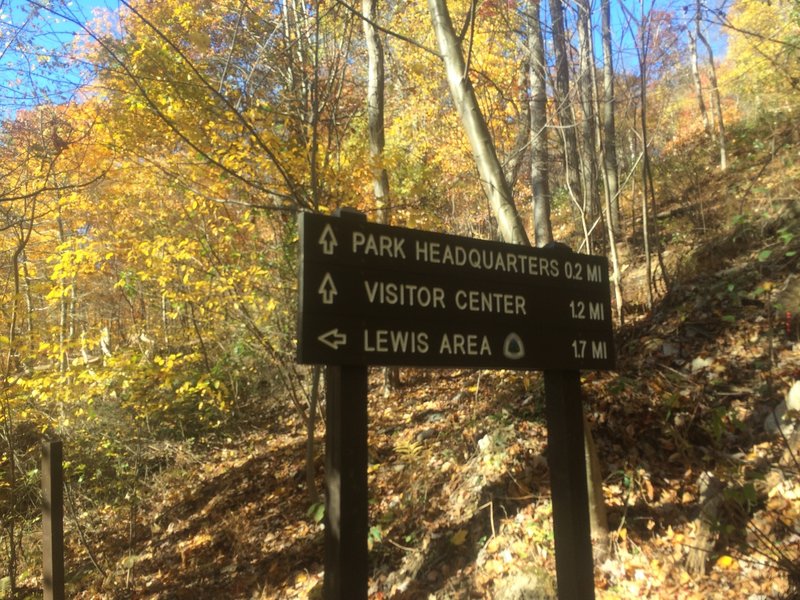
left=428, top=0, right=608, bottom=559
left=361, top=0, right=401, bottom=395
left=637, top=4, right=656, bottom=308
left=427, top=0, right=529, bottom=245
left=689, top=5, right=711, bottom=135
left=592, top=0, right=624, bottom=325
left=363, top=0, right=390, bottom=221
left=548, top=0, right=583, bottom=232
left=695, top=3, right=727, bottom=171
left=617, top=2, right=678, bottom=305
left=577, top=0, right=600, bottom=249
left=526, top=0, right=552, bottom=247
left=600, top=0, right=621, bottom=236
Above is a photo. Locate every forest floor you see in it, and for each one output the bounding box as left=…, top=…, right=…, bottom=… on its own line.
left=38, top=117, right=800, bottom=598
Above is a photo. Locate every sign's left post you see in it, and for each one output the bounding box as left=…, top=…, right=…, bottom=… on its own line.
left=323, top=365, right=369, bottom=600
left=301, top=208, right=370, bottom=600
left=42, top=440, right=65, bottom=600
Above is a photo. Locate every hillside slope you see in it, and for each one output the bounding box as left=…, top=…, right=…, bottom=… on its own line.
left=60, top=116, right=800, bottom=599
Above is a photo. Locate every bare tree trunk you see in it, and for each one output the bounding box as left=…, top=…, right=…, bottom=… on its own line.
left=600, top=0, right=621, bottom=236
left=304, top=0, right=326, bottom=502
left=690, top=0, right=710, bottom=136
left=577, top=11, right=616, bottom=533
left=641, top=159, right=653, bottom=309
left=3, top=210, right=36, bottom=596
left=577, top=0, right=599, bottom=249
left=526, top=0, right=552, bottom=247
left=604, top=183, right=625, bottom=325
left=306, top=366, right=321, bottom=504
left=589, top=3, right=624, bottom=323
left=2, top=404, right=17, bottom=597
left=697, top=30, right=727, bottom=171
left=21, top=257, right=34, bottom=343
left=56, top=213, right=70, bottom=374
left=548, top=0, right=583, bottom=236
left=362, top=0, right=401, bottom=395
left=628, top=122, right=638, bottom=241
left=431, top=0, right=608, bottom=558
left=584, top=416, right=609, bottom=561
left=427, top=0, right=529, bottom=245
left=363, top=0, right=390, bottom=219
left=645, top=141, right=671, bottom=295
left=504, top=61, right=532, bottom=194
left=638, top=33, right=655, bottom=309
left=3, top=247, right=22, bottom=596
left=689, top=31, right=710, bottom=135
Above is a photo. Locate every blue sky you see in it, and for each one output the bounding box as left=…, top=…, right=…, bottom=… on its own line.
left=0, top=0, right=728, bottom=119
left=0, top=0, right=115, bottom=115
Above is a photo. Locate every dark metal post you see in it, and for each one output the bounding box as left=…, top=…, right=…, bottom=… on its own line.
left=323, top=365, right=369, bottom=600
left=544, top=370, right=596, bottom=600
left=42, top=440, right=65, bottom=600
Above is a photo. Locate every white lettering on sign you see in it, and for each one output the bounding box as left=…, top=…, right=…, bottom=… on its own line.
left=364, top=281, right=445, bottom=308
left=439, top=334, right=491, bottom=356
left=589, top=302, right=604, bottom=320
left=454, top=290, right=526, bottom=315
left=414, top=240, right=560, bottom=278
left=592, top=340, right=608, bottom=359
left=352, top=232, right=406, bottom=258
left=570, top=300, right=586, bottom=319
left=363, top=330, right=429, bottom=353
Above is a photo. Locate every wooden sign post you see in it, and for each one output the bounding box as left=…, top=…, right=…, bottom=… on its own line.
left=42, top=439, right=65, bottom=600
left=544, top=370, right=596, bottom=599
left=323, top=365, right=369, bottom=600
left=297, top=210, right=613, bottom=599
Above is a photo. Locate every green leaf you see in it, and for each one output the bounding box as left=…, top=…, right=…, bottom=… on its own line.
left=757, top=250, right=772, bottom=262
left=732, top=214, right=748, bottom=226
left=307, top=502, right=325, bottom=523
left=369, top=525, right=382, bottom=542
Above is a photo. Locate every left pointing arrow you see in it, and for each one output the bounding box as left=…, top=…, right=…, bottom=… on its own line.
left=318, top=273, right=338, bottom=304
left=318, top=329, right=347, bottom=350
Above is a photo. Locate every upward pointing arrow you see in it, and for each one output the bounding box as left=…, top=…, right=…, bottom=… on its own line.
left=318, top=273, right=338, bottom=304
left=318, top=224, right=338, bottom=255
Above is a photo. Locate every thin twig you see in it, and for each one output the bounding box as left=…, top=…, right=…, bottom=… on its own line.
left=64, top=480, right=107, bottom=578
left=477, top=500, right=495, bottom=537
left=387, top=537, right=416, bottom=552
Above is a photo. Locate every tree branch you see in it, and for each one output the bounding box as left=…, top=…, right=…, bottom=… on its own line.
left=335, top=0, right=441, bottom=58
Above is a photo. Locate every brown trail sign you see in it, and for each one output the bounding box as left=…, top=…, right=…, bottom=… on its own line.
left=298, top=211, right=614, bottom=370
left=296, top=209, right=615, bottom=600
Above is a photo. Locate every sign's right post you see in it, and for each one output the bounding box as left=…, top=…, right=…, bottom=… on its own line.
left=544, top=369, right=596, bottom=600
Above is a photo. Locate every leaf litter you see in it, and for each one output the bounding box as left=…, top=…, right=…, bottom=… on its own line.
left=67, top=136, right=800, bottom=599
